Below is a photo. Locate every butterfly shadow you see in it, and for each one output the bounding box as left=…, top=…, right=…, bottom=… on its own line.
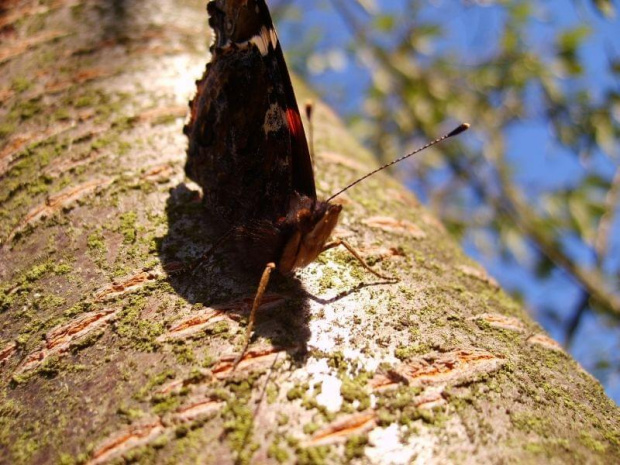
left=157, top=184, right=312, bottom=361
left=301, top=279, right=396, bottom=306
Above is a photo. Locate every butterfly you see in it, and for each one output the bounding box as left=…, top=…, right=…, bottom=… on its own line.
left=182, top=0, right=467, bottom=364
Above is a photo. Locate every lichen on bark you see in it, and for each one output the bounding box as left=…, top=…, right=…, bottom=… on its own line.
left=0, top=1, right=618, bottom=465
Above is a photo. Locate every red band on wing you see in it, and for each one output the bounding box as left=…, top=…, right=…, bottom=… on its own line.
left=286, top=108, right=304, bottom=139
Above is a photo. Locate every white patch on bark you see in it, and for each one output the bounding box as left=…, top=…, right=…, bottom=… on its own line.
left=307, top=358, right=343, bottom=412
left=366, top=424, right=416, bottom=464
left=366, top=424, right=438, bottom=465
left=307, top=299, right=351, bottom=351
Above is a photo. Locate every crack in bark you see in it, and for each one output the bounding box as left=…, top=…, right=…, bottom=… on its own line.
left=15, top=309, right=117, bottom=374
left=0, top=122, right=76, bottom=178
left=473, top=313, right=526, bottom=332
left=44, top=67, right=116, bottom=94
left=5, top=177, right=115, bottom=244
left=158, top=294, right=284, bottom=342
left=140, top=164, right=175, bottom=183
left=88, top=420, right=166, bottom=465
left=94, top=270, right=161, bottom=302
left=0, top=30, right=69, bottom=64
left=308, top=412, right=377, bottom=446
left=0, top=341, right=17, bottom=365
left=89, top=397, right=224, bottom=464
left=212, top=346, right=291, bottom=379
left=362, top=216, right=427, bottom=238
left=0, top=0, right=79, bottom=29
left=371, top=349, right=505, bottom=390
left=154, top=369, right=213, bottom=396
left=527, top=333, right=564, bottom=352
left=458, top=264, right=500, bottom=289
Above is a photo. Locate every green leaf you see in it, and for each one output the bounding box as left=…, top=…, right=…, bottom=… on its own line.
left=592, top=0, right=616, bottom=18
left=373, top=14, right=396, bottom=33
left=568, top=194, right=596, bottom=244
left=557, top=26, right=591, bottom=52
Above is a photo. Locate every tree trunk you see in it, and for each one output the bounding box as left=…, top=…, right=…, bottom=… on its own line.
left=1, top=1, right=618, bottom=464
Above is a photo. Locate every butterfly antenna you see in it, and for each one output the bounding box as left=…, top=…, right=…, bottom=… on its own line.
left=305, top=101, right=315, bottom=164
left=326, top=123, right=470, bottom=203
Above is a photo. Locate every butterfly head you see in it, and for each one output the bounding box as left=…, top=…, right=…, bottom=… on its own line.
left=278, top=194, right=342, bottom=273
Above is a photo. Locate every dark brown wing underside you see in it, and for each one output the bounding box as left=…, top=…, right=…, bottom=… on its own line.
left=185, top=45, right=293, bottom=226
left=270, top=41, right=316, bottom=201
left=184, top=0, right=316, bottom=228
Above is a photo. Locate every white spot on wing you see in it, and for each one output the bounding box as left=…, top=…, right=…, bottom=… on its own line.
left=270, top=28, right=278, bottom=49
left=219, top=27, right=279, bottom=57
left=249, top=26, right=278, bottom=56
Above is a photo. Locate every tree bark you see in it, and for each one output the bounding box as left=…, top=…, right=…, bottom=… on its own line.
left=0, top=1, right=618, bottom=464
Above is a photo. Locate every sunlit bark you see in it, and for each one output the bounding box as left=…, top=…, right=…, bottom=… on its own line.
left=0, top=1, right=618, bottom=464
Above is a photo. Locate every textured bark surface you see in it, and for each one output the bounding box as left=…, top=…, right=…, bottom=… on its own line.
left=1, top=1, right=619, bottom=464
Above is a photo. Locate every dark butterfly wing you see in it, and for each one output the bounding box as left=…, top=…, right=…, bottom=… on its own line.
left=265, top=12, right=316, bottom=201
left=184, top=0, right=316, bottom=228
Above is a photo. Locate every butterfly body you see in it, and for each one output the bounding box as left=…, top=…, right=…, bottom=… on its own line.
left=184, top=0, right=340, bottom=274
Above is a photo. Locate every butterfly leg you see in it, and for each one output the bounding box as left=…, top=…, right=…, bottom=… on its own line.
left=322, top=239, right=397, bottom=281
left=232, top=262, right=276, bottom=370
